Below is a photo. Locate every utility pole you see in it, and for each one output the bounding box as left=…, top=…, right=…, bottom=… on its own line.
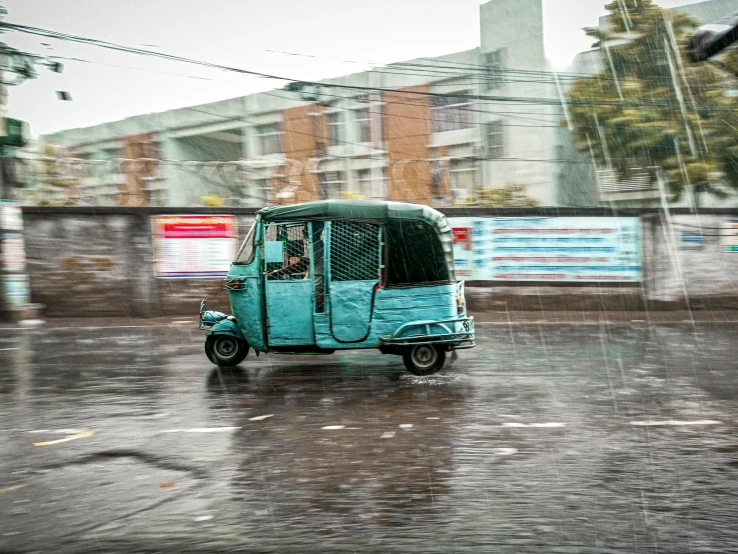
left=0, top=4, right=60, bottom=322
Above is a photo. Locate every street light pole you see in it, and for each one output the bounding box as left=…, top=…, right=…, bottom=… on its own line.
left=0, top=4, right=54, bottom=322
left=687, top=10, right=738, bottom=63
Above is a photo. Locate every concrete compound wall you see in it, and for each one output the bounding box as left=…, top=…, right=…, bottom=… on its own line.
left=22, top=207, right=255, bottom=318
left=645, top=214, right=738, bottom=309
left=19, top=207, right=738, bottom=318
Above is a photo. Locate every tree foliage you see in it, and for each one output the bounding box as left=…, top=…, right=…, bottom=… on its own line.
left=568, top=0, right=738, bottom=200
left=462, top=185, right=539, bottom=207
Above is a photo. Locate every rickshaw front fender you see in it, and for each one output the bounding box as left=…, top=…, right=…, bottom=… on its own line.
left=206, top=318, right=246, bottom=342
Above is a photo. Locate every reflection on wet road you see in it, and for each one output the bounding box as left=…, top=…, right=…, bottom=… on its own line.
left=1, top=323, right=738, bottom=552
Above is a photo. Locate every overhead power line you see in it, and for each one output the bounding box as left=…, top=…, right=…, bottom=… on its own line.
left=52, top=55, right=214, bottom=81
left=1, top=21, right=677, bottom=109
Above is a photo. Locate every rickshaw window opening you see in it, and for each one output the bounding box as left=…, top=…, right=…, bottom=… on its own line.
left=264, top=222, right=311, bottom=280
left=329, top=221, right=382, bottom=282
left=385, top=221, right=452, bottom=286
left=234, top=223, right=257, bottom=265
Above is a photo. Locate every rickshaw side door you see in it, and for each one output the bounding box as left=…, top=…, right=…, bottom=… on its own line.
left=263, top=222, right=315, bottom=346
left=327, top=221, right=382, bottom=343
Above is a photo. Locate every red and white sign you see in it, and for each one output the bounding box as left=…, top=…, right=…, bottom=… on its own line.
left=153, top=215, right=237, bottom=278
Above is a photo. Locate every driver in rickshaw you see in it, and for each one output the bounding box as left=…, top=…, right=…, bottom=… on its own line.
left=266, top=224, right=321, bottom=280
left=268, top=255, right=309, bottom=279
left=266, top=224, right=325, bottom=310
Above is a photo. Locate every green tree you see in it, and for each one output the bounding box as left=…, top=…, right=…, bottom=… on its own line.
left=568, top=0, right=738, bottom=202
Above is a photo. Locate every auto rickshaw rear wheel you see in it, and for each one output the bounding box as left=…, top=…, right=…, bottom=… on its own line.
left=403, top=344, right=446, bottom=376
left=205, top=335, right=249, bottom=367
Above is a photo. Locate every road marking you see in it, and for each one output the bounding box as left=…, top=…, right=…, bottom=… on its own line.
left=29, top=429, right=82, bottom=435
left=249, top=414, right=274, bottom=422
left=399, top=424, right=414, bottom=429
left=33, top=430, right=94, bottom=447
left=630, top=420, right=723, bottom=427
left=494, top=448, right=518, bottom=456
left=161, top=427, right=240, bottom=433
left=0, top=482, right=27, bottom=494
left=135, top=413, right=169, bottom=420
left=380, top=432, right=396, bottom=439
left=186, top=427, right=240, bottom=433
left=0, top=325, right=153, bottom=332
left=501, top=422, right=566, bottom=428
left=0, top=347, right=19, bottom=351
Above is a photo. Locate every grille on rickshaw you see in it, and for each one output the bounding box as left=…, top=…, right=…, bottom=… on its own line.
left=329, top=221, right=382, bottom=282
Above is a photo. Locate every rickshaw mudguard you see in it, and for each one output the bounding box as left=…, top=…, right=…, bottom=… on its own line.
left=380, top=316, right=475, bottom=348
left=206, top=318, right=246, bottom=342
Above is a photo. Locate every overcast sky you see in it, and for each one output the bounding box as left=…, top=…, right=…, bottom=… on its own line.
left=4, top=0, right=708, bottom=137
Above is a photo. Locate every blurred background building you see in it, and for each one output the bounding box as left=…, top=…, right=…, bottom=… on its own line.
left=27, top=0, right=735, bottom=209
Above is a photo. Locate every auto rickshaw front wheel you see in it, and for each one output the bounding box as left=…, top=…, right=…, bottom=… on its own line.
left=205, top=335, right=249, bottom=367
left=403, top=344, right=446, bottom=376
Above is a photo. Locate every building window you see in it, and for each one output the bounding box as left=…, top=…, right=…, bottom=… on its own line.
left=432, top=94, right=473, bottom=134
left=357, top=168, right=373, bottom=199
left=252, top=179, right=271, bottom=204
left=486, top=121, right=504, bottom=159
left=328, top=112, right=345, bottom=147
left=450, top=158, right=477, bottom=197
left=256, top=123, right=282, bottom=156
left=484, top=49, right=505, bottom=90
left=322, top=170, right=347, bottom=199
left=355, top=108, right=371, bottom=143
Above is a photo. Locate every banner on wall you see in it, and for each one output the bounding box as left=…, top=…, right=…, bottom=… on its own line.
left=4, top=276, right=30, bottom=309
left=1, top=200, right=30, bottom=308
left=448, top=217, right=642, bottom=283
left=3, top=233, right=26, bottom=272
left=152, top=215, right=237, bottom=278
left=721, top=219, right=738, bottom=252
left=1, top=200, right=23, bottom=231
left=681, top=231, right=705, bottom=249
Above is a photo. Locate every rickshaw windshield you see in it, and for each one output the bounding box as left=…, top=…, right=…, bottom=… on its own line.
left=234, top=224, right=256, bottom=264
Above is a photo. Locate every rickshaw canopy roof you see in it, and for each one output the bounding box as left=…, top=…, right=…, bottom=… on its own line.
left=259, top=200, right=447, bottom=231
left=259, top=200, right=456, bottom=285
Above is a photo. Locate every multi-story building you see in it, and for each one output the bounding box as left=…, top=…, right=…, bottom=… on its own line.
left=38, top=0, right=734, bottom=209
left=39, top=0, right=561, bottom=208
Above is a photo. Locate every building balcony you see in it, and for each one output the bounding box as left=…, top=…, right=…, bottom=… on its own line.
left=596, top=167, right=661, bottom=202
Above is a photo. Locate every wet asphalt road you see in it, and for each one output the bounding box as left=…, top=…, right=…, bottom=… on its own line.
left=2, top=321, right=738, bottom=553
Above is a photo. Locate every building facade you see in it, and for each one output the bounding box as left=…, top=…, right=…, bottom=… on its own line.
left=35, top=0, right=733, bottom=209
left=38, top=0, right=560, bottom=208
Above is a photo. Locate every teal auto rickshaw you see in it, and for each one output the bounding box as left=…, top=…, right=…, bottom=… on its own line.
left=199, top=200, right=474, bottom=375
